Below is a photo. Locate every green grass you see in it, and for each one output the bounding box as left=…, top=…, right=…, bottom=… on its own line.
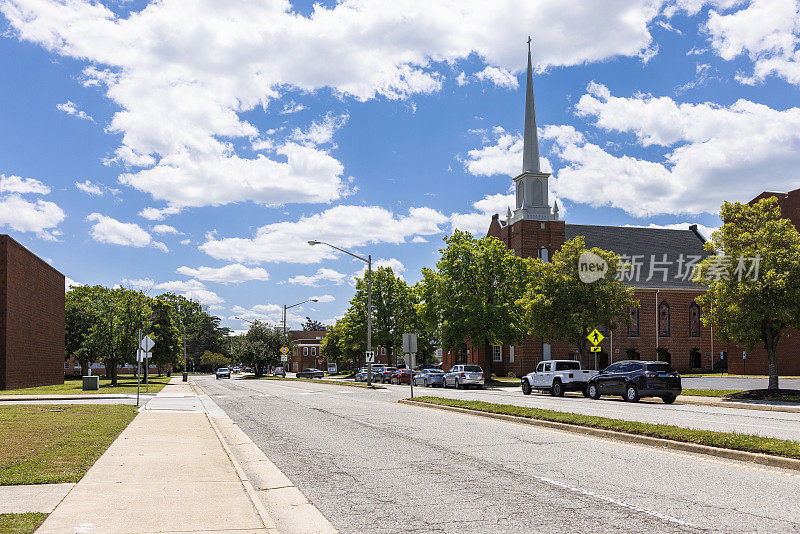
left=0, top=404, right=138, bottom=485
left=682, top=388, right=742, bottom=397
left=410, top=396, right=800, bottom=459
left=0, top=513, right=48, bottom=534
left=257, top=376, right=386, bottom=389
left=1, top=376, right=172, bottom=396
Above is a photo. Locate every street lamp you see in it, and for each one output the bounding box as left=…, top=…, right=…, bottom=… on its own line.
left=309, top=240, right=373, bottom=385
left=282, top=298, right=319, bottom=336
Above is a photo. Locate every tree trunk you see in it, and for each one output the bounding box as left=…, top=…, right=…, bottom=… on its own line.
left=110, top=362, right=118, bottom=385
left=484, top=339, right=492, bottom=379
left=80, top=359, right=89, bottom=377
left=765, top=329, right=780, bottom=390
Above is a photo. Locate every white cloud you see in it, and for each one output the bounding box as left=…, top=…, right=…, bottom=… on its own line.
left=0, top=174, right=50, bottom=195
left=290, top=113, right=349, bottom=146
left=0, top=174, right=64, bottom=240
left=230, top=303, right=302, bottom=326
left=65, top=276, right=83, bottom=292
left=310, top=294, right=335, bottom=303
left=123, top=278, right=224, bottom=305
left=703, top=0, right=800, bottom=86
left=474, top=66, right=519, bottom=89
left=57, top=100, right=94, bottom=122
left=461, top=127, right=554, bottom=178
left=75, top=180, right=103, bottom=195
left=2, top=0, right=668, bottom=216
left=558, top=83, right=800, bottom=216
left=176, top=264, right=270, bottom=284
left=352, top=258, right=406, bottom=283
left=200, top=205, right=448, bottom=264
left=86, top=213, right=165, bottom=250
left=287, top=267, right=347, bottom=286
left=152, top=224, right=180, bottom=234
left=281, top=101, right=306, bottom=114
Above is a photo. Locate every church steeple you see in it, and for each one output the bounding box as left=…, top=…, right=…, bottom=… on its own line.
left=510, top=36, right=556, bottom=223
left=522, top=36, right=540, bottom=174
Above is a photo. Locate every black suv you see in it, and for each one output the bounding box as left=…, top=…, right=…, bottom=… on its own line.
left=587, top=360, right=681, bottom=403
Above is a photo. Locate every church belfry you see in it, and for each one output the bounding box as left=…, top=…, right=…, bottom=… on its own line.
left=510, top=37, right=557, bottom=224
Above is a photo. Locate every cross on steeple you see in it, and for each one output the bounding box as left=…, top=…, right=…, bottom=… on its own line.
left=527, top=35, right=531, bottom=52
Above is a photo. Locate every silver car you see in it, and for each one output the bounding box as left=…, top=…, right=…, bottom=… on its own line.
left=413, top=368, right=445, bottom=387
left=443, top=365, right=484, bottom=389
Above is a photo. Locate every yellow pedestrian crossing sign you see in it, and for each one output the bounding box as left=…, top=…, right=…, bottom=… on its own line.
left=588, top=329, right=605, bottom=346
left=590, top=346, right=601, bottom=353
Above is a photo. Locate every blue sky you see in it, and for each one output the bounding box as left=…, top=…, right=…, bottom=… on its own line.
left=1, top=0, right=799, bottom=330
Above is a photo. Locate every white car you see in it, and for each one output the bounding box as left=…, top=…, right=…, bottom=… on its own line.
left=522, top=360, right=598, bottom=396
left=215, top=367, right=231, bottom=379
left=443, top=365, right=484, bottom=389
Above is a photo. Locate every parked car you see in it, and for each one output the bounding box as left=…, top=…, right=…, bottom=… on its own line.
left=443, top=365, right=484, bottom=389
left=587, top=360, right=682, bottom=403
left=522, top=360, right=599, bottom=396
left=356, top=364, right=385, bottom=382
left=378, top=367, right=397, bottom=383
left=215, top=367, right=231, bottom=379
left=297, top=368, right=325, bottom=379
left=272, top=366, right=285, bottom=377
left=390, top=368, right=415, bottom=384
left=413, top=368, right=445, bottom=387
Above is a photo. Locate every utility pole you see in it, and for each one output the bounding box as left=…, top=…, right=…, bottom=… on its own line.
left=308, top=240, right=373, bottom=385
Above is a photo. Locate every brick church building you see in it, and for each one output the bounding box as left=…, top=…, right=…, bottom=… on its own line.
left=443, top=44, right=798, bottom=377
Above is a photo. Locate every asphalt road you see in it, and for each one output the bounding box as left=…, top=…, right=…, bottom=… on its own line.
left=199, top=376, right=800, bottom=533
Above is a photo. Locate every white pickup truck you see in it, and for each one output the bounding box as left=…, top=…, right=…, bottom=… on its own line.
left=521, top=360, right=599, bottom=397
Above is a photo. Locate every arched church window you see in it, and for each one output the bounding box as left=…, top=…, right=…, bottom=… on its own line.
left=539, top=247, right=549, bottom=262
left=659, top=300, right=671, bottom=337
left=628, top=307, right=639, bottom=337
left=689, top=301, right=701, bottom=337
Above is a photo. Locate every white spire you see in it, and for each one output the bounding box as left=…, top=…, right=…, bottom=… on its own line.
left=522, top=36, right=540, bottom=174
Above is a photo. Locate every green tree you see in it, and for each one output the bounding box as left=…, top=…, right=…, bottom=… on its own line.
left=301, top=317, right=327, bottom=331
left=238, top=321, right=291, bottom=377
left=200, top=350, right=230, bottom=371
left=696, top=198, right=800, bottom=390
left=159, top=294, right=230, bottom=369
left=341, top=267, right=417, bottom=366
left=149, top=298, right=183, bottom=375
left=320, top=321, right=346, bottom=367
left=65, top=285, right=106, bottom=376
left=521, top=236, right=638, bottom=367
left=428, top=231, right=531, bottom=375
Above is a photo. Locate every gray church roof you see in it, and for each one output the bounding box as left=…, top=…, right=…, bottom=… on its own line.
left=564, top=224, right=709, bottom=289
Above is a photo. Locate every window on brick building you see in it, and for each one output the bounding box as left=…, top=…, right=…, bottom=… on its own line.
left=493, top=345, right=502, bottom=362
left=659, top=300, right=671, bottom=337
left=381, top=347, right=386, bottom=355
left=689, top=301, right=701, bottom=337
left=539, top=247, right=549, bottom=262
left=64, top=362, right=69, bottom=370
left=303, top=347, right=308, bottom=356
left=311, top=347, right=316, bottom=356
left=628, top=307, right=639, bottom=337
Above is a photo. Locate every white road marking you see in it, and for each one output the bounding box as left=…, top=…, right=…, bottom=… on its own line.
left=258, top=393, right=272, bottom=397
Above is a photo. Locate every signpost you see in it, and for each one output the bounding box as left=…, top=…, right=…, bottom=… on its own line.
left=587, top=329, right=604, bottom=369
left=280, top=346, right=289, bottom=363
left=137, top=334, right=155, bottom=407
left=402, top=333, right=418, bottom=399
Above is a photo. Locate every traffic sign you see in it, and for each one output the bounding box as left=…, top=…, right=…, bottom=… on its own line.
left=365, top=351, right=375, bottom=363
left=137, top=350, right=152, bottom=362
left=402, top=333, right=418, bottom=355
left=280, top=346, right=289, bottom=355
left=140, top=335, right=155, bottom=352
left=587, top=329, right=605, bottom=346
left=590, top=346, right=601, bottom=353
left=280, top=354, right=288, bottom=362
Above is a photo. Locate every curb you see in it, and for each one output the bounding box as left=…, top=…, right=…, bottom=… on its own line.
left=678, top=396, right=800, bottom=414
left=193, top=379, right=338, bottom=533
left=398, top=399, right=800, bottom=473
left=204, top=410, right=280, bottom=533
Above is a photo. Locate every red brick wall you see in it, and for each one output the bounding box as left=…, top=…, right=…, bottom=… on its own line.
left=1, top=235, right=65, bottom=389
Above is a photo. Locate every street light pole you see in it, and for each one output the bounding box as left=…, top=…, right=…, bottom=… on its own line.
left=282, top=298, right=318, bottom=372
left=308, top=240, right=373, bottom=386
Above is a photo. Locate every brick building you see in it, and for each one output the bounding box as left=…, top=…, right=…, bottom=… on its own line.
left=288, top=329, right=393, bottom=372
left=443, top=45, right=733, bottom=377
left=0, top=235, right=65, bottom=389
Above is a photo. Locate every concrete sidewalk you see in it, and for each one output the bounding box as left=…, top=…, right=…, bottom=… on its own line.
left=36, top=379, right=278, bottom=534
